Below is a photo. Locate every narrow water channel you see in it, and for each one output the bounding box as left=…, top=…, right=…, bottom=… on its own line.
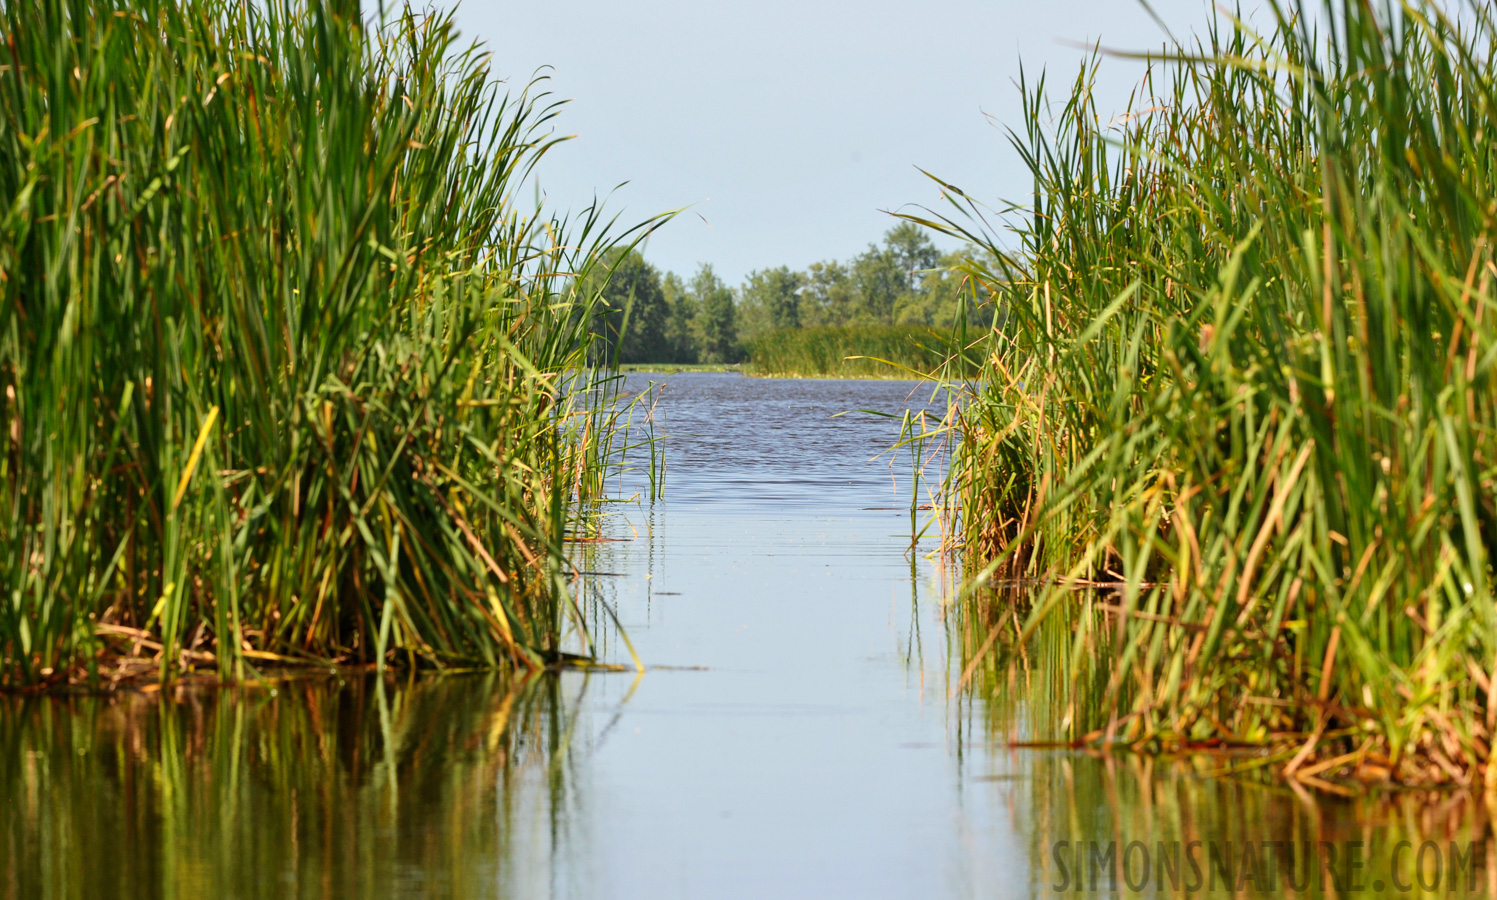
left=1, top=373, right=1492, bottom=898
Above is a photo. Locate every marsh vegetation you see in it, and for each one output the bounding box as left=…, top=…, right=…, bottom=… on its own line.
left=926, top=0, right=1497, bottom=788
left=593, top=224, right=992, bottom=376
left=0, top=0, right=652, bottom=687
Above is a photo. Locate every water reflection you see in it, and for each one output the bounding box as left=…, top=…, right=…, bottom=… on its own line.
left=986, top=749, right=1496, bottom=897
left=0, top=672, right=594, bottom=899
left=956, top=589, right=1495, bottom=897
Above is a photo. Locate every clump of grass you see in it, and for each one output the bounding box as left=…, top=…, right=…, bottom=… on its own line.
left=0, top=0, right=653, bottom=686
left=920, top=0, right=1497, bottom=786
left=745, top=324, right=967, bottom=379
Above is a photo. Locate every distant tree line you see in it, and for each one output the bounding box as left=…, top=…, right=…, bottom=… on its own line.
left=592, top=223, right=992, bottom=365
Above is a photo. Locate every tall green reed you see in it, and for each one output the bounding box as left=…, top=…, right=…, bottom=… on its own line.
left=0, top=0, right=654, bottom=686
left=920, top=0, right=1497, bottom=784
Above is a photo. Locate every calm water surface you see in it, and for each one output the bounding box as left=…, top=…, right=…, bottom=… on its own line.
left=2, top=373, right=1491, bottom=898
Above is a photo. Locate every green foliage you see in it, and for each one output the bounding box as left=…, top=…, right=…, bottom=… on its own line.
left=850, top=222, right=939, bottom=323
left=928, top=0, right=1497, bottom=782
left=690, top=264, right=741, bottom=364
left=604, top=224, right=993, bottom=368
left=660, top=271, right=700, bottom=362
left=738, top=225, right=988, bottom=341
left=744, top=325, right=960, bottom=379
left=740, top=266, right=805, bottom=332
left=798, top=260, right=859, bottom=331
left=735, top=225, right=993, bottom=376
left=592, top=255, right=728, bottom=365
left=0, top=0, right=646, bottom=686
left=595, top=249, right=670, bottom=364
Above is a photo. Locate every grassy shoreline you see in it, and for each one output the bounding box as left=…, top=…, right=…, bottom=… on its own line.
left=620, top=354, right=944, bottom=380
left=620, top=364, right=929, bottom=381
left=619, top=363, right=743, bottom=374
left=744, top=324, right=973, bottom=379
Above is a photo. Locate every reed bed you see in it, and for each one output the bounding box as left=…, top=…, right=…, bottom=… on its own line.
left=920, top=0, right=1497, bottom=787
left=0, top=0, right=651, bottom=687
left=745, top=324, right=964, bottom=379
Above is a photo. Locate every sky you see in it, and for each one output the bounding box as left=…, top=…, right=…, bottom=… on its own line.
left=452, top=0, right=1225, bottom=284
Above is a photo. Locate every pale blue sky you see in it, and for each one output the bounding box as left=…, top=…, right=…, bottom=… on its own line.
left=454, top=0, right=1226, bottom=282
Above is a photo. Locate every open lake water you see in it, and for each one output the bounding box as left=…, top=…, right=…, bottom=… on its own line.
left=2, top=373, right=1492, bottom=898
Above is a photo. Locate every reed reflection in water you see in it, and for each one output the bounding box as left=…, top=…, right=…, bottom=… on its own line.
left=0, top=672, right=596, bottom=899
left=954, top=589, right=1497, bottom=898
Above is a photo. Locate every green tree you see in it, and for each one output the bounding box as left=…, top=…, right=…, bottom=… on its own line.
left=850, top=223, right=941, bottom=324
left=661, top=271, right=699, bottom=363
left=800, top=260, right=856, bottom=326
left=596, top=249, right=670, bottom=363
left=850, top=248, right=902, bottom=322
left=882, top=222, right=941, bottom=292
left=690, top=264, right=740, bottom=363
left=896, top=248, right=993, bottom=327
left=741, top=266, right=805, bottom=337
